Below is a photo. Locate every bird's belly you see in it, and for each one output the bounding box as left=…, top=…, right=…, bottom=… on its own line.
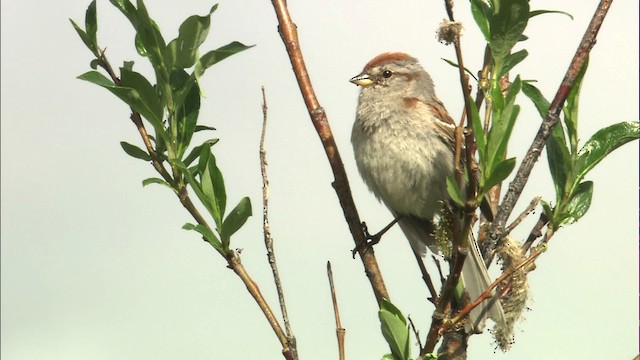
left=354, top=130, right=454, bottom=219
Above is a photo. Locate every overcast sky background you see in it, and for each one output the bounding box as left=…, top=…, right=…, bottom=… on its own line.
left=2, top=1, right=638, bottom=359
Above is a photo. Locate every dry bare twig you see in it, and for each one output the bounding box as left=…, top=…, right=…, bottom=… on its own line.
left=261, top=87, right=298, bottom=359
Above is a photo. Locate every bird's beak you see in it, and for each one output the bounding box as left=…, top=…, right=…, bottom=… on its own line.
left=350, top=73, right=373, bottom=87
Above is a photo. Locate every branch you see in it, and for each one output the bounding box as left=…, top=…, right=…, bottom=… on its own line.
left=95, top=50, right=292, bottom=359
left=521, top=212, right=548, bottom=255
left=408, top=315, right=424, bottom=352
left=484, top=0, right=614, bottom=262
left=505, top=196, right=540, bottom=235
left=422, top=1, right=478, bottom=354
left=97, top=49, right=174, bottom=186
left=412, top=248, right=439, bottom=304
left=260, top=87, right=298, bottom=359
left=227, top=252, right=292, bottom=359
left=327, top=262, right=346, bottom=360
left=269, top=0, right=389, bottom=304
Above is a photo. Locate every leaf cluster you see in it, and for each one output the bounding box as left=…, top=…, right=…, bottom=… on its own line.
left=71, top=0, right=254, bottom=256
left=522, top=61, right=639, bottom=229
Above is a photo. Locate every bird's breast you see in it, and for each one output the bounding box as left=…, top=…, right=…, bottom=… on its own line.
left=352, top=117, right=454, bottom=220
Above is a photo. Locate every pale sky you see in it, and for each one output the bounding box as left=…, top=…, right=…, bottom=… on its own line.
left=2, top=1, right=638, bottom=359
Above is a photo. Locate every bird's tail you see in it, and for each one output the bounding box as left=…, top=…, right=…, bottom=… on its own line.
left=395, top=212, right=506, bottom=333
left=462, top=234, right=506, bottom=333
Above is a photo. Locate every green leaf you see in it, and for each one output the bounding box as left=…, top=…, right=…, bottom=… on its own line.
left=521, top=82, right=550, bottom=119
left=69, top=19, right=93, bottom=54
left=142, top=177, right=177, bottom=193
left=123, top=60, right=135, bottom=71
left=198, top=146, right=226, bottom=226
left=221, top=197, right=252, bottom=248
left=560, top=181, right=593, bottom=226
left=379, top=299, right=411, bottom=360
left=134, top=0, right=167, bottom=70
left=195, top=125, right=216, bottom=132
left=142, top=177, right=168, bottom=186
left=182, top=222, right=223, bottom=252
left=489, top=79, right=505, bottom=112
left=499, top=49, right=528, bottom=78
left=109, top=0, right=138, bottom=26
left=90, top=59, right=101, bottom=70
left=546, top=127, right=570, bottom=204
left=171, top=158, right=216, bottom=221
left=529, top=9, right=574, bottom=20
left=489, top=0, right=530, bottom=64
left=85, top=0, right=98, bottom=51
left=487, top=79, right=520, bottom=170
left=175, top=81, right=201, bottom=158
left=440, top=58, right=478, bottom=81
left=183, top=139, right=220, bottom=166
left=120, top=141, right=152, bottom=161
left=77, top=71, right=167, bottom=143
left=380, top=355, right=395, bottom=360
left=574, top=121, right=640, bottom=187
left=470, top=99, right=486, bottom=164
left=470, top=0, right=492, bottom=42
left=540, top=198, right=554, bottom=220
left=446, top=176, right=465, bottom=207
left=70, top=0, right=99, bottom=54
left=197, top=42, right=253, bottom=72
left=563, top=58, right=589, bottom=154
left=120, top=68, right=164, bottom=122
left=165, top=5, right=216, bottom=69
left=174, top=41, right=253, bottom=107
left=483, top=157, right=516, bottom=191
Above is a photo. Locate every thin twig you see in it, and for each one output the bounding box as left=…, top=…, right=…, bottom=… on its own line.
left=269, top=0, right=389, bottom=304
left=261, top=87, right=297, bottom=359
left=412, top=248, right=439, bottom=304
left=484, top=0, right=614, bottom=263
left=407, top=315, right=424, bottom=351
left=521, top=212, right=549, bottom=255
left=505, top=197, right=540, bottom=235
left=352, top=216, right=401, bottom=258
left=432, top=255, right=446, bottom=284
left=327, top=262, right=346, bottom=360
left=227, top=252, right=291, bottom=358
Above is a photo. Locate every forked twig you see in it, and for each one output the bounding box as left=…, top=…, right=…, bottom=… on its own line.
left=505, top=197, right=540, bottom=235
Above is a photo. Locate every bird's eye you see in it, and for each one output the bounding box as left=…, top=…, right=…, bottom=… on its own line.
left=382, top=70, right=393, bottom=78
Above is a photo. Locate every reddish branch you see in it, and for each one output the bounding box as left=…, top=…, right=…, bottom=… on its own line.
left=449, top=247, right=541, bottom=327
left=483, top=0, right=614, bottom=263
left=269, top=0, right=389, bottom=304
